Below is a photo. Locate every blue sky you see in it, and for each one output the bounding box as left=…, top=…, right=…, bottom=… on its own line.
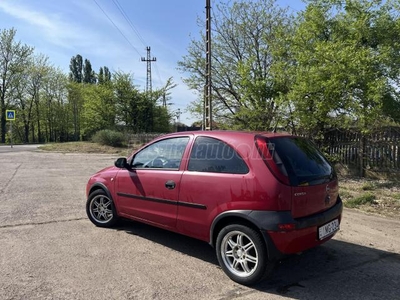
left=0, top=0, right=305, bottom=125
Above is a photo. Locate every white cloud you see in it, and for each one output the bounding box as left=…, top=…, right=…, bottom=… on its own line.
left=0, top=1, right=139, bottom=69
left=0, top=1, right=80, bottom=50
left=0, top=0, right=196, bottom=123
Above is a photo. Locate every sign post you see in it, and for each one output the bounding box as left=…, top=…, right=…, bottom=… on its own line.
left=6, top=110, right=15, bottom=148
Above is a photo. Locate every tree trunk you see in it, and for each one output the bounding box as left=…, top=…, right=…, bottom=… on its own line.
left=31, top=123, right=35, bottom=143
left=1, top=106, right=5, bottom=143
left=24, top=123, right=29, bottom=143
left=35, top=96, right=42, bottom=143
left=1, top=91, right=5, bottom=143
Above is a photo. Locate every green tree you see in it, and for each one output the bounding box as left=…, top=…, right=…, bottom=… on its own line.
left=0, top=28, right=33, bottom=143
left=113, top=71, right=171, bottom=133
left=42, top=67, right=68, bottom=142
left=98, top=67, right=104, bottom=85
left=178, top=0, right=292, bottom=130
left=153, top=106, right=171, bottom=132
left=104, top=66, right=111, bottom=82
left=113, top=71, right=137, bottom=129
left=98, top=66, right=111, bottom=85
left=29, top=54, right=51, bottom=142
left=83, top=59, right=96, bottom=84
left=13, top=68, right=33, bottom=143
left=69, top=54, right=83, bottom=83
left=67, top=82, right=84, bottom=140
left=284, top=0, right=400, bottom=137
left=113, top=72, right=152, bottom=132
left=81, top=84, right=115, bottom=138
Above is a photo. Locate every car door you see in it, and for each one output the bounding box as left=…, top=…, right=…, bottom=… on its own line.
left=177, top=136, right=250, bottom=241
left=115, top=136, right=190, bottom=229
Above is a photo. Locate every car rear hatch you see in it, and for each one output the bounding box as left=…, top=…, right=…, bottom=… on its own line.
left=256, top=135, right=339, bottom=218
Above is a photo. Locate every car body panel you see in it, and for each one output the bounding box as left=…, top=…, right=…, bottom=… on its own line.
left=86, top=130, right=342, bottom=259
left=291, top=179, right=339, bottom=218
left=115, top=169, right=183, bottom=229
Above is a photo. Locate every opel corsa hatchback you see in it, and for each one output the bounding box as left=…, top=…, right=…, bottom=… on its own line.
left=86, top=131, right=342, bottom=285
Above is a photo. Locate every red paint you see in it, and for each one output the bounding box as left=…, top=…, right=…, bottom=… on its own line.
left=87, top=130, right=342, bottom=256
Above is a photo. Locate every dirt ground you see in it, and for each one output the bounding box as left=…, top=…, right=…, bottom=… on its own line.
left=339, top=176, right=400, bottom=218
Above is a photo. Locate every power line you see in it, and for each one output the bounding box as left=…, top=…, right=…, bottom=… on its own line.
left=92, top=0, right=142, bottom=57
left=95, top=0, right=165, bottom=90
left=111, top=0, right=147, bottom=48
left=154, top=63, right=162, bottom=87
left=111, top=0, right=164, bottom=87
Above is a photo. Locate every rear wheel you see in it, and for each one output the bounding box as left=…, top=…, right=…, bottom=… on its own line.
left=86, top=190, right=118, bottom=227
left=216, top=224, right=274, bottom=285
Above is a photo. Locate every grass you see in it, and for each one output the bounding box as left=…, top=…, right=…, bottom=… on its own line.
left=340, top=177, right=400, bottom=217
left=344, top=193, right=376, bottom=208
left=38, top=141, right=134, bottom=156
left=361, top=182, right=376, bottom=191
left=339, top=190, right=353, bottom=199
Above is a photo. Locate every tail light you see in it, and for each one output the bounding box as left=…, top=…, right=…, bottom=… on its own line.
left=278, top=223, right=296, bottom=231
left=255, top=136, right=290, bottom=185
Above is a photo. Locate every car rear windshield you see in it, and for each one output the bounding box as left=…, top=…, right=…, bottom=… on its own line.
left=269, top=137, right=334, bottom=186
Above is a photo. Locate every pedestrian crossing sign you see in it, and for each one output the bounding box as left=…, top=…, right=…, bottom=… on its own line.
left=6, top=110, right=15, bottom=121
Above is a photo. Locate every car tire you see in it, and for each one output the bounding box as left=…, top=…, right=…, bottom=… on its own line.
left=216, top=224, right=274, bottom=285
left=86, top=190, right=118, bottom=228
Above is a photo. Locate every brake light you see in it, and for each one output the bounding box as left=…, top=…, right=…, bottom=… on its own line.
left=255, top=136, right=290, bottom=185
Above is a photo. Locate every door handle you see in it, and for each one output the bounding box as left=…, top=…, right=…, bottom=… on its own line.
left=165, top=180, right=176, bottom=190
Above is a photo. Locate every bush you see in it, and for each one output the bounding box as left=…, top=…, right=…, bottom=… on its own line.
left=92, top=130, right=125, bottom=147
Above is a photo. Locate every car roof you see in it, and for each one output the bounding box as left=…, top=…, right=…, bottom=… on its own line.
left=130, top=130, right=296, bottom=159
left=162, top=130, right=293, bottom=139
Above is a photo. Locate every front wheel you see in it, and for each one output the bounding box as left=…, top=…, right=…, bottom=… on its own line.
left=216, top=224, right=274, bottom=285
left=86, top=190, right=118, bottom=227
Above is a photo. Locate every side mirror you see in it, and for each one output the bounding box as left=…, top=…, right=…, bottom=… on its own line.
left=114, top=157, right=129, bottom=169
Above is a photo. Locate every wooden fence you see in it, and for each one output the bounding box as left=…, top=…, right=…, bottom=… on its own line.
left=126, top=128, right=400, bottom=174
left=322, top=127, right=400, bottom=173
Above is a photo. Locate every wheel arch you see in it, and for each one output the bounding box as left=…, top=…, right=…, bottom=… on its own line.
left=210, top=211, right=261, bottom=247
left=88, top=183, right=113, bottom=201
left=86, top=183, right=119, bottom=227
left=209, top=210, right=282, bottom=261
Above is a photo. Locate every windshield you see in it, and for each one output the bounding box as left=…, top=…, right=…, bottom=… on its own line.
left=269, top=137, right=334, bottom=186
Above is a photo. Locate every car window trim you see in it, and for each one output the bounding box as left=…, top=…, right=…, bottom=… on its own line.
left=187, top=136, right=249, bottom=174
left=130, top=135, right=192, bottom=170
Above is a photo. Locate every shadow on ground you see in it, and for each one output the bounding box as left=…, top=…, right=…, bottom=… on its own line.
left=114, top=219, right=400, bottom=299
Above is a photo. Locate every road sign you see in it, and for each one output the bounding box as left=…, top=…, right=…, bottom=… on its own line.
left=6, top=110, right=15, bottom=121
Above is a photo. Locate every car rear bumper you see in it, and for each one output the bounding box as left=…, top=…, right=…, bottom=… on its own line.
left=248, top=197, right=343, bottom=259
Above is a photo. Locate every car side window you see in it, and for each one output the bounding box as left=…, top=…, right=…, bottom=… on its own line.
left=188, top=137, right=249, bottom=174
left=132, top=137, right=189, bottom=169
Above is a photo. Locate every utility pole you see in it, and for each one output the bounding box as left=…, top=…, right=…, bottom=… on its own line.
left=141, top=46, right=156, bottom=94
left=175, top=108, right=182, bottom=123
left=204, top=0, right=212, bottom=130
left=174, top=108, right=182, bottom=132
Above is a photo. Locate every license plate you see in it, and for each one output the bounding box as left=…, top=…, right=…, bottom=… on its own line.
left=318, top=219, right=339, bottom=240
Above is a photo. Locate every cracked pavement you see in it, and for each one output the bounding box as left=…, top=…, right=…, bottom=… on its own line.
left=0, top=150, right=399, bottom=300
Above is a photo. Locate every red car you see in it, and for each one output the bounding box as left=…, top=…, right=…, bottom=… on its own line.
left=86, top=131, right=342, bottom=285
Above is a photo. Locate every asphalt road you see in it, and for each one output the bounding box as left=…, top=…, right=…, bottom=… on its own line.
left=1, top=150, right=399, bottom=300
left=0, top=144, right=41, bottom=153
